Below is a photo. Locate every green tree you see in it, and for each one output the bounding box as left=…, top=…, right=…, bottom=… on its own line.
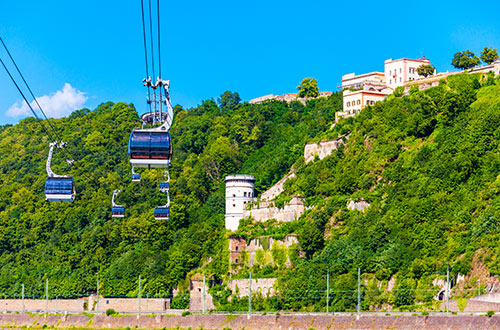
left=416, top=64, right=436, bottom=77
left=451, top=51, right=479, bottom=70
left=217, top=91, right=241, bottom=112
left=297, top=78, right=319, bottom=98
left=480, top=46, right=499, bottom=65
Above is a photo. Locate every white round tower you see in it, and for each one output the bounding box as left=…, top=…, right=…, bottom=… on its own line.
left=225, top=174, right=255, bottom=231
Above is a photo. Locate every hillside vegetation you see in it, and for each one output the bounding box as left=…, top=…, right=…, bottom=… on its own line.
left=0, top=91, right=341, bottom=297
left=1, top=72, right=500, bottom=312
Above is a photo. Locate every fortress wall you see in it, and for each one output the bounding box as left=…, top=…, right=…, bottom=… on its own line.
left=304, top=137, right=345, bottom=163
left=227, top=278, right=277, bottom=298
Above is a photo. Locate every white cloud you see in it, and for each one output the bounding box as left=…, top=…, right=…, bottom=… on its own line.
left=6, top=83, right=88, bottom=118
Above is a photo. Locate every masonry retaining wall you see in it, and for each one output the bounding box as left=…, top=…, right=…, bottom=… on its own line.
left=2, top=313, right=500, bottom=329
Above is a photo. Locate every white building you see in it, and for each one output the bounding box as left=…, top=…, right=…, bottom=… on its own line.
left=337, top=56, right=432, bottom=121
left=341, top=71, right=386, bottom=90
left=225, top=174, right=255, bottom=231
left=384, top=57, right=430, bottom=89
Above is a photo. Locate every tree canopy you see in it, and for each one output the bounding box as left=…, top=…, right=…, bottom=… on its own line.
left=451, top=51, right=480, bottom=70
left=480, top=46, right=499, bottom=65
left=416, top=64, right=436, bottom=77
left=297, top=78, right=319, bottom=98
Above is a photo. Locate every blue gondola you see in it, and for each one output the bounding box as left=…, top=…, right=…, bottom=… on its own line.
left=154, top=206, right=170, bottom=220
left=112, top=206, right=125, bottom=218
left=111, top=189, right=125, bottom=218
left=132, top=173, right=141, bottom=182
left=45, top=177, right=75, bottom=202
left=159, top=181, right=169, bottom=193
left=128, top=130, right=172, bottom=168
left=45, top=142, right=75, bottom=202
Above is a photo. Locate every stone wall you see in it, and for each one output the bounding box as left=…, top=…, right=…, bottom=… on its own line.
left=227, top=278, right=276, bottom=298
left=189, top=278, right=215, bottom=311
left=244, top=195, right=305, bottom=223
left=229, top=235, right=298, bottom=268
left=3, top=313, right=500, bottom=329
left=304, top=135, right=347, bottom=164
left=249, top=92, right=333, bottom=105
left=0, top=297, right=170, bottom=313
left=260, top=171, right=295, bottom=201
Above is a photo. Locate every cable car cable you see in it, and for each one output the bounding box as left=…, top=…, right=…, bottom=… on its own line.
left=0, top=36, right=82, bottom=173
left=0, top=56, right=56, bottom=143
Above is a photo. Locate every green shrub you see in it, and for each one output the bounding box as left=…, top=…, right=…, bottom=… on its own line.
left=181, top=311, right=192, bottom=317
left=421, top=311, right=429, bottom=316
left=105, top=309, right=117, bottom=316
left=487, top=310, right=494, bottom=317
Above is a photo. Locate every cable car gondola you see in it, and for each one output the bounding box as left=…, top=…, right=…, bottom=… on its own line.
left=128, top=78, right=174, bottom=169
left=131, top=167, right=141, bottom=182
left=154, top=206, right=169, bottom=220
left=45, top=142, right=75, bottom=202
left=111, top=190, right=125, bottom=218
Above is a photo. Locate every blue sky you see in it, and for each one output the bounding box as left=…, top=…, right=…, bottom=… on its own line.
left=0, top=0, right=499, bottom=124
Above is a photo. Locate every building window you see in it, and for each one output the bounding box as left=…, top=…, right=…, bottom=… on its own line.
left=357, top=100, right=360, bottom=105
left=106, top=300, right=109, bottom=304
left=389, top=79, right=392, bottom=84
left=233, top=204, right=235, bottom=207
left=243, top=192, right=247, bottom=197
left=389, top=70, right=391, bottom=75
left=409, top=68, right=411, bottom=73
left=235, top=246, right=238, bottom=251
left=366, top=100, right=370, bottom=105
left=400, top=68, right=402, bottom=73
left=235, top=258, right=238, bottom=263
left=232, top=194, right=235, bottom=197
left=347, top=101, right=350, bottom=107
left=400, top=77, right=402, bottom=82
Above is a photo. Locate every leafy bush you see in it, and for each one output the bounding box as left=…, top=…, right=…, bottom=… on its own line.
left=105, top=309, right=117, bottom=316
left=181, top=311, right=192, bottom=317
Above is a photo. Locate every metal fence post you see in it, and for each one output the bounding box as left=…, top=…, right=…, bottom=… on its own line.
left=138, top=275, right=141, bottom=317
left=96, top=277, right=99, bottom=314
left=326, top=270, right=329, bottom=313
left=357, top=268, right=361, bottom=316
left=22, top=284, right=25, bottom=313
left=202, top=276, right=206, bottom=314
left=446, top=266, right=449, bottom=315
left=45, top=278, right=48, bottom=314
left=248, top=272, right=252, bottom=316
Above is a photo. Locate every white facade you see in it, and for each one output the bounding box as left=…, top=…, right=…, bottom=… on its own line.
left=384, top=57, right=430, bottom=89
left=341, top=72, right=386, bottom=90
left=225, top=174, right=255, bottom=231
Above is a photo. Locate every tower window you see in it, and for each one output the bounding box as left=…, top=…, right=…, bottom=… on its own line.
left=235, top=246, right=238, bottom=251
left=244, top=192, right=247, bottom=197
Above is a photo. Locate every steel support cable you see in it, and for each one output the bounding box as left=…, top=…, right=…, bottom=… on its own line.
left=0, top=35, right=76, bottom=164
left=0, top=37, right=95, bottom=184
left=141, top=0, right=153, bottom=116
left=157, top=0, right=161, bottom=78
left=0, top=56, right=55, bottom=143
left=148, top=0, right=158, bottom=119
left=156, top=0, right=162, bottom=116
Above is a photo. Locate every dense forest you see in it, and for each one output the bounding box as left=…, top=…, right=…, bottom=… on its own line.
left=0, top=88, right=341, bottom=298
left=1, top=72, right=500, bottom=312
